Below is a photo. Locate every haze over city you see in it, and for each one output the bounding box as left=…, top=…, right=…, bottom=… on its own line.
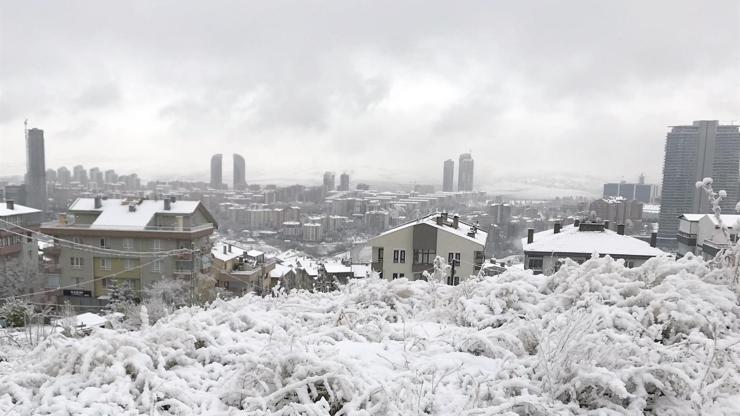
left=2, top=0, right=738, bottom=191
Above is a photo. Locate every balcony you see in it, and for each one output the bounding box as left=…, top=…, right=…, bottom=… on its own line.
left=43, top=263, right=62, bottom=274
left=43, top=245, right=62, bottom=256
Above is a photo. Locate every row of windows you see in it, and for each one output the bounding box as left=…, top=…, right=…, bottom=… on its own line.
left=70, top=257, right=158, bottom=271
left=69, top=237, right=162, bottom=250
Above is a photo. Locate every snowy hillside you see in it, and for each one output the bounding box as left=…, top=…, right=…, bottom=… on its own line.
left=1, top=255, right=739, bottom=415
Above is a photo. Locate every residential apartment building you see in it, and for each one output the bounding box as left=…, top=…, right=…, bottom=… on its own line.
left=25, top=127, right=47, bottom=212
left=40, top=196, right=217, bottom=306
left=233, top=154, right=247, bottom=190
left=589, top=197, right=643, bottom=232
left=443, top=159, right=454, bottom=192
left=458, top=153, right=474, bottom=191
left=0, top=201, right=42, bottom=298
left=658, top=121, right=740, bottom=248
left=368, top=212, right=487, bottom=282
left=210, top=154, right=223, bottom=189
left=677, top=214, right=740, bottom=259
left=522, top=220, right=663, bottom=275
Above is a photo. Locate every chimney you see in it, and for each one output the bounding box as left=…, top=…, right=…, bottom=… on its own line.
left=164, top=198, right=171, bottom=211
left=228, top=244, right=232, bottom=253
left=5, top=200, right=14, bottom=210
left=554, top=223, right=561, bottom=234
left=574, top=219, right=580, bottom=227
left=453, top=214, right=459, bottom=229
left=617, top=224, right=625, bottom=235
left=128, top=204, right=136, bottom=212
left=94, top=196, right=102, bottom=209
left=436, top=215, right=443, bottom=226
left=527, top=228, right=534, bottom=244
left=441, top=212, right=448, bottom=223
left=223, top=245, right=227, bottom=255
left=604, top=220, right=610, bottom=230
left=170, top=196, right=176, bottom=203
left=650, top=232, right=657, bottom=248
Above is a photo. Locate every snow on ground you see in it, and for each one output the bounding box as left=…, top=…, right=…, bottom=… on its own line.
left=1, top=255, right=739, bottom=415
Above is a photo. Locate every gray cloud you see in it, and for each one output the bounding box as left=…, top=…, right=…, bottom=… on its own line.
left=0, top=0, right=738, bottom=189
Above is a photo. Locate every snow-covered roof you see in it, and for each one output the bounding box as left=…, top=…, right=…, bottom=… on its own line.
left=0, top=203, right=40, bottom=217
left=246, top=249, right=264, bottom=257
left=324, top=262, right=351, bottom=274
left=679, top=214, right=706, bottom=222
left=212, top=242, right=246, bottom=262
left=523, top=225, right=664, bottom=258
left=269, top=263, right=293, bottom=278
left=69, top=198, right=202, bottom=230
left=705, top=215, right=740, bottom=228
left=351, top=264, right=370, bottom=278
left=370, top=213, right=488, bottom=246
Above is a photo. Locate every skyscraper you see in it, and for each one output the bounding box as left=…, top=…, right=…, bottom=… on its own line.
left=233, top=154, right=246, bottom=190
left=25, top=127, right=47, bottom=212
left=72, top=165, right=87, bottom=184
left=57, top=166, right=71, bottom=185
left=323, top=171, right=335, bottom=191
left=210, top=154, right=223, bottom=189
left=338, top=172, right=350, bottom=191
left=658, top=120, right=740, bottom=246
left=458, top=153, right=474, bottom=191
left=443, top=159, right=454, bottom=192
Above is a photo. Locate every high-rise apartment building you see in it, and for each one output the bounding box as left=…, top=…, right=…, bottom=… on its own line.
left=210, top=154, right=223, bottom=189
left=73, top=165, right=88, bottom=184
left=443, top=159, right=454, bottom=192
left=25, top=127, right=47, bottom=212
left=338, top=173, right=350, bottom=191
left=458, top=153, right=474, bottom=191
left=323, top=171, right=335, bottom=191
left=658, top=120, right=740, bottom=246
left=57, top=167, right=72, bottom=185
left=233, top=154, right=246, bottom=190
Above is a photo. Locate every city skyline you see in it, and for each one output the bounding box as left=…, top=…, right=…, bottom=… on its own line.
left=1, top=1, right=738, bottom=183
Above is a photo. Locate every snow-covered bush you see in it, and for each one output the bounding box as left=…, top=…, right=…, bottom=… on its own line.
left=0, top=255, right=738, bottom=415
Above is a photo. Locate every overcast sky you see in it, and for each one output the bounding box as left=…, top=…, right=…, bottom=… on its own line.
left=1, top=1, right=738, bottom=189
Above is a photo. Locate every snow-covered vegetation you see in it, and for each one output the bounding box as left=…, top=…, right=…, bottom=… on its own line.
left=1, top=255, right=739, bottom=415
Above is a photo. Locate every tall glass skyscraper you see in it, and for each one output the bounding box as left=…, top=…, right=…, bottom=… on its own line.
left=657, top=120, right=740, bottom=247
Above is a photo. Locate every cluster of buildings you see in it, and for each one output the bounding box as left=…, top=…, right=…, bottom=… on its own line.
left=442, top=153, right=475, bottom=192
left=6, top=118, right=740, bottom=311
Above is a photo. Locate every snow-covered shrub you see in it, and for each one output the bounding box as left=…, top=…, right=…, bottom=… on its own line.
left=1, top=255, right=738, bottom=415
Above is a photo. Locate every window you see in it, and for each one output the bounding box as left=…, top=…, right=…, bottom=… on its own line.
left=124, top=259, right=136, bottom=270
left=399, top=250, right=406, bottom=264
left=72, top=237, right=84, bottom=246
left=152, top=259, right=161, bottom=272
left=414, top=249, right=436, bottom=264
left=101, top=258, right=112, bottom=271
left=70, top=257, right=83, bottom=269
left=393, top=250, right=399, bottom=263
left=528, top=258, right=543, bottom=269
left=99, top=238, right=107, bottom=248
left=377, top=248, right=384, bottom=263
left=448, top=252, right=461, bottom=265
left=152, top=239, right=161, bottom=250
left=399, top=273, right=405, bottom=279
left=123, top=239, right=134, bottom=250
left=392, top=273, right=398, bottom=279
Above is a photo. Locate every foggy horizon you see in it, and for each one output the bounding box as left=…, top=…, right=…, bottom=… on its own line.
left=2, top=0, right=738, bottom=191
